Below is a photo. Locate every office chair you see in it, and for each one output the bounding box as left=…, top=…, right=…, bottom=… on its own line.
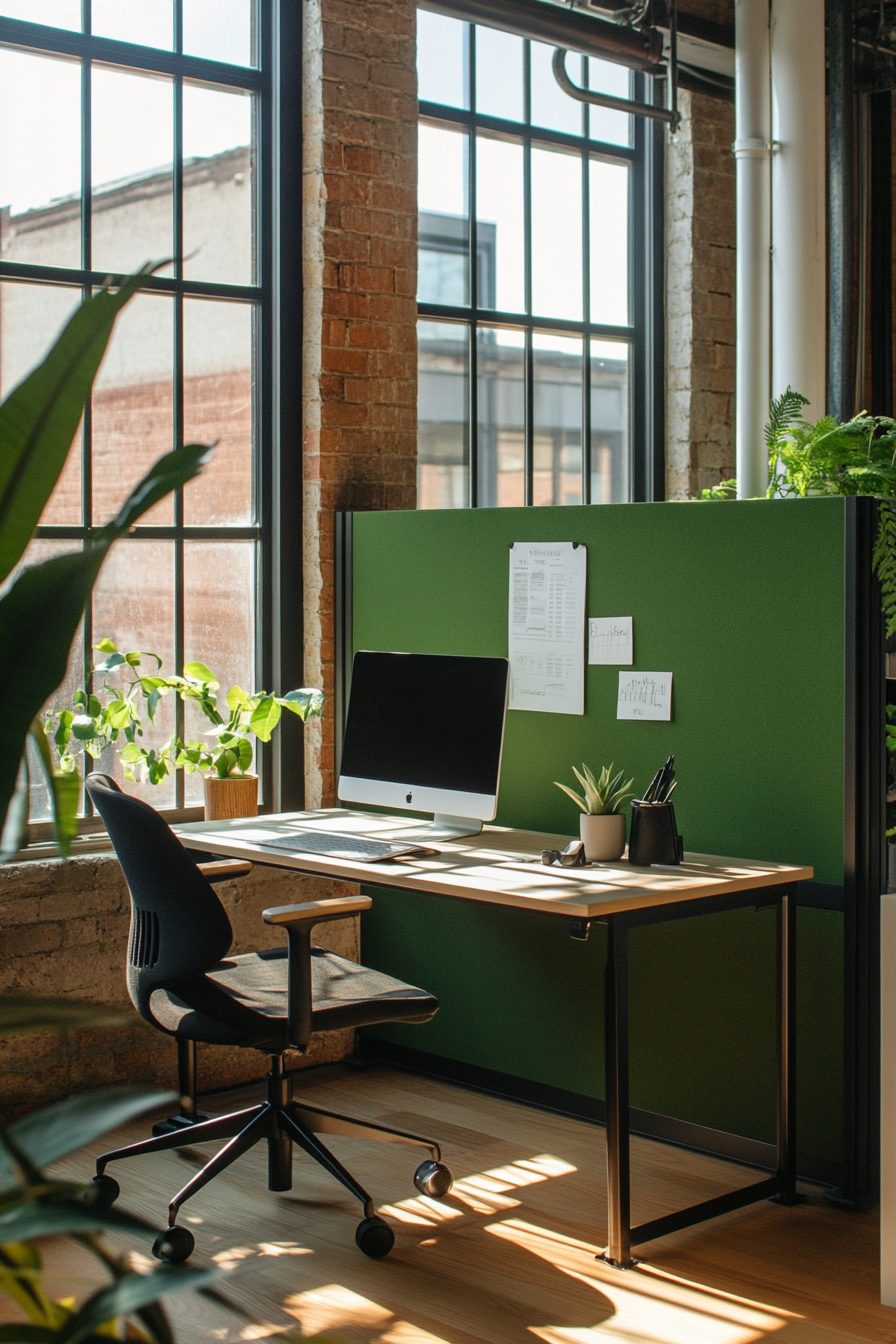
left=85, top=773, right=453, bottom=1262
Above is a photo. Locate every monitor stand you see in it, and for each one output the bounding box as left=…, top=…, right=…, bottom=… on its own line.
left=381, top=813, right=484, bottom=844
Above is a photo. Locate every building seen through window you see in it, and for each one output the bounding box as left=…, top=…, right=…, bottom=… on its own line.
left=416, top=7, right=648, bottom=509
left=0, top=0, right=261, bottom=818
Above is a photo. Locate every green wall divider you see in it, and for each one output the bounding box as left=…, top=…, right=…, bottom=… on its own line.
left=351, top=498, right=847, bottom=1164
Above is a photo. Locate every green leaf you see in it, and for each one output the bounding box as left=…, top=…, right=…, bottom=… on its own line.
left=236, top=737, right=253, bottom=772
left=93, top=638, right=117, bottom=653
left=91, top=652, right=125, bottom=674
left=27, top=722, right=80, bottom=856
left=0, top=997, right=130, bottom=1037
left=281, top=687, right=325, bottom=721
left=0, top=1200, right=158, bottom=1245
left=182, top=661, right=217, bottom=687
left=248, top=696, right=280, bottom=742
left=55, top=1264, right=217, bottom=1344
left=0, top=443, right=209, bottom=843
left=225, top=684, right=250, bottom=713
left=2, top=1087, right=173, bottom=1176
left=0, top=757, right=30, bottom=862
left=0, top=270, right=151, bottom=586
left=70, top=715, right=99, bottom=743
left=0, top=1326, right=57, bottom=1341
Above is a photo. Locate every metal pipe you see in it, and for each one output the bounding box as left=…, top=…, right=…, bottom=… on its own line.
left=734, top=0, right=771, bottom=498
left=827, top=0, right=854, bottom=421
left=770, top=0, right=827, bottom=421
left=419, top=0, right=662, bottom=70
left=552, top=48, right=679, bottom=126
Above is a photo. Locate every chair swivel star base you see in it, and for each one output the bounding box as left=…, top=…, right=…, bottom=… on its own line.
left=92, top=1053, right=452, bottom=1260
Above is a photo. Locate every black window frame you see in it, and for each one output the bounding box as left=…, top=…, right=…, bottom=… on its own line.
left=0, top=0, right=306, bottom=831
left=417, top=17, right=665, bottom=506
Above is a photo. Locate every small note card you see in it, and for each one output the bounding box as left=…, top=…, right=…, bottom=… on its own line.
left=617, top=671, right=672, bottom=721
left=589, top=617, right=633, bottom=665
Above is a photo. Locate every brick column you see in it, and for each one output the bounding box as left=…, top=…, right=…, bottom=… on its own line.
left=665, top=88, right=736, bottom=498
left=303, top=0, right=418, bottom=806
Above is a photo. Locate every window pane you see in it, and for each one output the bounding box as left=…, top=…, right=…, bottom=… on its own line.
left=418, top=124, right=468, bottom=306
left=183, top=541, right=256, bottom=802
left=92, top=541, right=176, bottom=810
left=92, top=0, right=173, bottom=50
left=184, top=0, right=256, bottom=68
left=477, top=327, right=524, bottom=508
left=418, top=10, right=466, bottom=108
left=0, top=282, right=83, bottom=524
left=591, top=339, right=630, bottom=503
left=590, top=159, right=629, bottom=326
left=183, top=82, right=254, bottom=285
left=530, top=42, right=583, bottom=136
left=91, top=66, right=173, bottom=275
left=476, top=134, right=523, bottom=314
left=0, top=50, right=81, bottom=270
left=588, top=57, right=632, bottom=147
left=0, top=1, right=79, bottom=27
left=474, top=25, right=523, bottom=122
left=92, top=291, right=173, bottom=524
left=183, top=299, right=253, bottom=524
left=531, top=146, right=582, bottom=320
left=418, top=320, right=468, bottom=509
left=534, top=333, right=582, bottom=506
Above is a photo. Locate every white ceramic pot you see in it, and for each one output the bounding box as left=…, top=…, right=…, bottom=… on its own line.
left=580, top=812, right=626, bottom=863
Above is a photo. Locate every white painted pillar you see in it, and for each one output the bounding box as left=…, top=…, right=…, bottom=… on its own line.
left=770, top=0, right=827, bottom=421
left=734, top=0, right=771, bottom=499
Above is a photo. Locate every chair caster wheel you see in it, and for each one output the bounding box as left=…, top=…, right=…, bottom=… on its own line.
left=414, top=1160, right=453, bottom=1199
left=355, top=1215, right=394, bottom=1259
left=152, top=1225, right=195, bottom=1264
left=89, top=1174, right=120, bottom=1206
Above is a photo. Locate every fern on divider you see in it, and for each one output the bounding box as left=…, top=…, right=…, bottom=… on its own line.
left=874, top=500, right=896, bottom=638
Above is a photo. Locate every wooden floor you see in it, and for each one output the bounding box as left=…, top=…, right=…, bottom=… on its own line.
left=21, top=1064, right=896, bottom=1343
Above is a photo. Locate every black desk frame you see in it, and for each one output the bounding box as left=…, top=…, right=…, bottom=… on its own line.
left=596, top=882, right=798, bottom=1268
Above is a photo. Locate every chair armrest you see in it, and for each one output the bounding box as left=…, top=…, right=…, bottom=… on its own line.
left=198, top=859, right=254, bottom=883
left=263, top=895, right=372, bottom=1051
left=263, top=895, right=372, bottom=925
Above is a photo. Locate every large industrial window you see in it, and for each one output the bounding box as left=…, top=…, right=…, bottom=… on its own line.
left=416, top=7, right=663, bottom=508
left=0, top=2, right=265, bottom=821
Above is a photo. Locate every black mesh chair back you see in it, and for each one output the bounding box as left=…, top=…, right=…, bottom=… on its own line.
left=85, top=774, right=233, bottom=1024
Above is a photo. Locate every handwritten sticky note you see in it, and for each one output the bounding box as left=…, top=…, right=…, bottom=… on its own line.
left=617, top=671, right=672, bottom=721
left=589, top=617, right=633, bottom=665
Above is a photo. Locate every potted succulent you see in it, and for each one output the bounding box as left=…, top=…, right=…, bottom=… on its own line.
left=554, top=763, right=636, bottom=862
left=45, top=642, right=323, bottom=821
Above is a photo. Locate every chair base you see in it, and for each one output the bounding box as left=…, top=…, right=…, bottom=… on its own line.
left=94, top=1053, right=453, bottom=1260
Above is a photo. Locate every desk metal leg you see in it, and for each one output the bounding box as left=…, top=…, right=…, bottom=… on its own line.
left=602, top=916, right=634, bottom=1268
left=772, top=885, right=799, bottom=1204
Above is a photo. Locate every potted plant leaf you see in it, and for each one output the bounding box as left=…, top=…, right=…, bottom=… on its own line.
left=554, top=763, right=636, bottom=862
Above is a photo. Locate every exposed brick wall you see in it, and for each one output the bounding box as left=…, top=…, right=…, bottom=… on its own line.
left=665, top=88, right=736, bottom=498
left=0, top=856, right=359, bottom=1118
left=303, top=0, right=418, bottom=807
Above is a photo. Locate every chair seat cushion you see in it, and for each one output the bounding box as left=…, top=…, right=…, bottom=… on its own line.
left=149, top=946, right=438, bottom=1047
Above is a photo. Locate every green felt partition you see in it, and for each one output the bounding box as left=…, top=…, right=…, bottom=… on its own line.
left=351, top=499, right=848, bottom=1166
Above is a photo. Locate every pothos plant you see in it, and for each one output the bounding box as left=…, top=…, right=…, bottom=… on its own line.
left=45, top=642, right=324, bottom=785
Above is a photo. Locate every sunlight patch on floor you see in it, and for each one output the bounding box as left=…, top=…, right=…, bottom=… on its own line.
left=489, top=1220, right=796, bottom=1344
left=284, top=1283, right=451, bottom=1343
left=380, top=1153, right=577, bottom=1226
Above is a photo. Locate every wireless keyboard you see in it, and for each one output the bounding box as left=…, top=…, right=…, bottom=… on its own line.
left=256, top=831, right=432, bottom=862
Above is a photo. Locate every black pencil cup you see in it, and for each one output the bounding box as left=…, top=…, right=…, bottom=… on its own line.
left=628, top=801, right=683, bottom=866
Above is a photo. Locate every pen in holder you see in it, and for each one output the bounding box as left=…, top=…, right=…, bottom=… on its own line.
left=628, top=800, right=684, bottom=866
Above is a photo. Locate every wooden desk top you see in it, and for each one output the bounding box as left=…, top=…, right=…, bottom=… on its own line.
left=175, top=809, right=812, bottom=920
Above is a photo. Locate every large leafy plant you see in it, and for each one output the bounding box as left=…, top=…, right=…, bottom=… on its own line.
left=0, top=996, right=215, bottom=1341
left=0, top=269, right=209, bottom=860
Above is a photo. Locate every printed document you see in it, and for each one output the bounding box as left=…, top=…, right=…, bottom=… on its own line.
left=508, top=541, right=586, bottom=715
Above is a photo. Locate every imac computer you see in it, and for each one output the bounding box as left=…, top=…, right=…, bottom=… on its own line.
left=337, top=650, right=509, bottom=841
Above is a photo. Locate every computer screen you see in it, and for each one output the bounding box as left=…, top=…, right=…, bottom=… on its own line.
left=337, top=651, right=509, bottom=837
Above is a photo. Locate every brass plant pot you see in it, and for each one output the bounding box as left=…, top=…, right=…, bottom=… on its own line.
left=203, top=773, right=259, bottom=821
